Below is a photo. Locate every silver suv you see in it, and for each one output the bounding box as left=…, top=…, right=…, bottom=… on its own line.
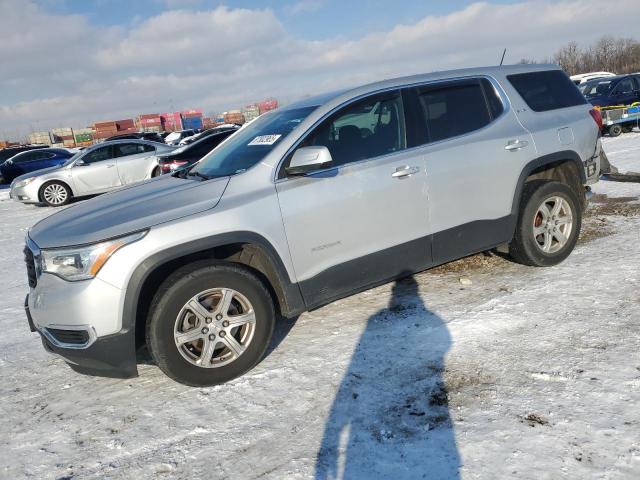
left=24, top=65, right=602, bottom=386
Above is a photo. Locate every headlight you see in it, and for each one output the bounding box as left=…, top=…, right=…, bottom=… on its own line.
left=40, top=231, right=146, bottom=281
left=14, top=177, right=36, bottom=189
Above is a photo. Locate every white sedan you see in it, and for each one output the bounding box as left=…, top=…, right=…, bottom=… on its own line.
left=9, top=139, right=174, bottom=206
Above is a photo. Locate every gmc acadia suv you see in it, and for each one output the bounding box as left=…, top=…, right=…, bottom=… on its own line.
left=24, top=65, right=602, bottom=386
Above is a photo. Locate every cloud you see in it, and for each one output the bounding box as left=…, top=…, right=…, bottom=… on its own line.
left=1, top=0, right=640, bottom=139
left=286, top=0, right=325, bottom=15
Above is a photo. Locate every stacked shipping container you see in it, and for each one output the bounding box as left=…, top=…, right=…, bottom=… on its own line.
left=51, top=127, right=75, bottom=147
left=181, top=109, right=204, bottom=130
left=136, top=114, right=162, bottom=132
left=258, top=99, right=278, bottom=114
left=223, top=110, right=244, bottom=125
left=161, top=112, right=182, bottom=132
left=27, top=132, right=52, bottom=145
left=242, top=104, right=260, bottom=123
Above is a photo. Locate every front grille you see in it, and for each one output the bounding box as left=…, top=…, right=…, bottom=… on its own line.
left=45, top=328, right=90, bottom=346
left=24, top=246, right=37, bottom=288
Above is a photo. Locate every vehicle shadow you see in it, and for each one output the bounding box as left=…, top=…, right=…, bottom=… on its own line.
left=315, top=275, right=460, bottom=479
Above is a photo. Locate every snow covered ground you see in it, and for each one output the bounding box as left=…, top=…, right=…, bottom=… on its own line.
left=1, top=133, right=639, bottom=480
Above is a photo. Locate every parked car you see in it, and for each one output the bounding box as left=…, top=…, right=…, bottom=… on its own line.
left=580, top=74, right=640, bottom=107
left=0, top=145, right=48, bottom=180
left=105, top=132, right=165, bottom=143
left=157, top=127, right=239, bottom=174
left=164, top=129, right=196, bottom=145
left=0, top=148, right=74, bottom=183
left=23, top=65, right=601, bottom=386
left=10, top=140, right=174, bottom=206
left=178, top=125, right=240, bottom=146
left=570, top=71, right=616, bottom=85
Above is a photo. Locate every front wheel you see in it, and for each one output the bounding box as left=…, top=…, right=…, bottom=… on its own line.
left=509, top=181, right=581, bottom=267
left=146, top=262, right=276, bottom=386
left=40, top=181, right=72, bottom=207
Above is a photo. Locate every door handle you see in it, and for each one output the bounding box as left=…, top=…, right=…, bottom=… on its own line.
left=392, top=165, right=419, bottom=178
left=106, top=164, right=116, bottom=168
left=505, top=139, right=529, bottom=151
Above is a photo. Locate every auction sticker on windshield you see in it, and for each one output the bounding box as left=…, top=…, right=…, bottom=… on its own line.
left=248, top=135, right=282, bottom=146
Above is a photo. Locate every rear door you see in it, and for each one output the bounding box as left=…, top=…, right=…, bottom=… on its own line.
left=71, top=145, right=121, bottom=194
left=405, top=77, right=535, bottom=264
left=114, top=142, right=156, bottom=184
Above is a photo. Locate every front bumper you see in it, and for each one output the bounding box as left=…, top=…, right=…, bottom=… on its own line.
left=9, top=183, right=39, bottom=203
left=26, top=294, right=138, bottom=378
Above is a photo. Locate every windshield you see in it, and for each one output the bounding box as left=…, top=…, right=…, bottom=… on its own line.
left=190, top=106, right=317, bottom=178
left=579, top=79, right=615, bottom=97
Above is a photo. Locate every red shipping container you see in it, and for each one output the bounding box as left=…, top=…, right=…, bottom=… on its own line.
left=258, top=99, right=278, bottom=114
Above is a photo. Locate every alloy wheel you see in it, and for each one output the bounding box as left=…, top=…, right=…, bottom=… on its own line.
left=532, top=195, right=573, bottom=254
left=173, top=288, right=256, bottom=368
left=42, top=183, right=68, bottom=206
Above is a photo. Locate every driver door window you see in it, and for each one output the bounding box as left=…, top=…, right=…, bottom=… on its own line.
left=82, top=146, right=113, bottom=163
left=304, top=92, right=406, bottom=168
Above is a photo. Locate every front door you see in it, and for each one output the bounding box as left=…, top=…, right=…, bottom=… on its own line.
left=72, top=145, right=121, bottom=194
left=276, top=90, right=431, bottom=308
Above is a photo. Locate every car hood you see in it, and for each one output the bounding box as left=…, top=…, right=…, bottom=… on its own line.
left=29, top=175, right=230, bottom=249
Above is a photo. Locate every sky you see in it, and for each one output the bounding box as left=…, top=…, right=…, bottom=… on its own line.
left=2, top=0, right=640, bottom=140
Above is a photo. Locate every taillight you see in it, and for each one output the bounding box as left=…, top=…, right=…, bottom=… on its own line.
left=589, top=108, right=603, bottom=130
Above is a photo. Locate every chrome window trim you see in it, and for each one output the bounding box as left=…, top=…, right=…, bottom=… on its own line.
left=273, top=74, right=511, bottom=183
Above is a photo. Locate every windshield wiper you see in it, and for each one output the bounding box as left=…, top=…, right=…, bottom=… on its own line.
left=187, top=171, right=210, bottom=180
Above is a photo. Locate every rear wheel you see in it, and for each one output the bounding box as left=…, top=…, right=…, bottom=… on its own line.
left=509, top=181, right=581, bottom=267
left=608, top=124, right=622, bottom=137
left=146, top=262, right=276, bottom=386
left=40, top=181, right=71, bottom=207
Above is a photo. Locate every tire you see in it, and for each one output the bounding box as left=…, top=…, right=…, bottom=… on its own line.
left=39, top=181, right=72, bottom=207
left=509, top=181, right=581, bottom=267
left=608, top=124, right=622, bottom=137
left=151, top=166, right=162, bottom=177
left=621, top=126, right=633, bottom=134
left=146, top=262, right=276, bottom=386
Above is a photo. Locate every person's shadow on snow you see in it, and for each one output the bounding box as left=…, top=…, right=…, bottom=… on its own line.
left=315, top=275, right=460, bottom=479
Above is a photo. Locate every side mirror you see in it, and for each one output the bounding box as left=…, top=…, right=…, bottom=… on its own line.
left=285, top=146, right=333, bottom=176
left=74, top=159, right=87, bottom=166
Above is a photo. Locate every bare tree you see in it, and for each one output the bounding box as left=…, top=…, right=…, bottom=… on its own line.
left=552, top=36, right=640, bottom=75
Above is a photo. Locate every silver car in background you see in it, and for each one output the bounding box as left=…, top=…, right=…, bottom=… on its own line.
left=10, top=139, right=174, bottom=206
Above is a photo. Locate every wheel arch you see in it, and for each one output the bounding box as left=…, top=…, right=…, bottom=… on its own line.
left=511, top=151, right=586, bottom=216
left=123, top=232, right=306, bottom=349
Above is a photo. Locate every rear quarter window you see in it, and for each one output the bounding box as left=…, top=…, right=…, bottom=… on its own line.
left=507, top=70, right=587, bottom=112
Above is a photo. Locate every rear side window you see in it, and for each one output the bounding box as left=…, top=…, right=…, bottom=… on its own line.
left=114, top=143, right=147, bottom=157
left=507, top=70, right=586, bottom=112
left=416, top=81, right=492, bottom=143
